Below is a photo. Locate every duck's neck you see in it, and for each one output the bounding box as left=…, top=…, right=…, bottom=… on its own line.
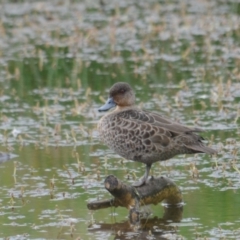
left=115, top=105, right=137, bottom=111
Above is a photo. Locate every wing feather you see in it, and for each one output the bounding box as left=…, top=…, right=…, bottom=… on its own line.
left=116, top=109, right=202, bottom=134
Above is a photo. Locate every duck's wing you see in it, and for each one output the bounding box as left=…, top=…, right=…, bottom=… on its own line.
left=105, top=109, right=216, bottom=156
left=117, top=109, right=203, bottom=134
left=115, top=109, right=216, bottom=154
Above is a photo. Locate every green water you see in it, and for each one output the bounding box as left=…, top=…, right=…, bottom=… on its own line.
left=0, top=0, right=240, bottom=239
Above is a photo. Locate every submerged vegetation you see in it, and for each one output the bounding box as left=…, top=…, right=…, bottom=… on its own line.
left=0, top=0, right=240, bottom=239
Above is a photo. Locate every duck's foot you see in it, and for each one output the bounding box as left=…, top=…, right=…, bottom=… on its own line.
left=132, top=164, right=152, bottom=187
left=131, top=176, right=147, bottom=187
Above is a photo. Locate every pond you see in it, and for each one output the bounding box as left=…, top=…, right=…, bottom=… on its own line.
left=0, top=0, right=240, bottom=239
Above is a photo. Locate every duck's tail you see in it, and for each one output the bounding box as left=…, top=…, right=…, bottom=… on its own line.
left=186, top=144, right=217, bottom=154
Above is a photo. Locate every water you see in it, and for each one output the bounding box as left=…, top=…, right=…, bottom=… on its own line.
left=0, top=0, right=240, bottom=239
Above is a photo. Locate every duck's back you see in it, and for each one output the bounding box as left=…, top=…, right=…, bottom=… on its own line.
left=98, top=108, right=216, bottom=164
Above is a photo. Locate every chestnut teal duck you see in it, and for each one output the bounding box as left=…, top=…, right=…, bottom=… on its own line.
left=98, top=82, right=217, bottom=186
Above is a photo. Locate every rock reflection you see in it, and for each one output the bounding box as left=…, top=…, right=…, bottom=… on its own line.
left=89, top=204, right=183, bottom=240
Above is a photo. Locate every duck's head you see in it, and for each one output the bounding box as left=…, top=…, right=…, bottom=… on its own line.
left=98, top=82, right=135, bottom=112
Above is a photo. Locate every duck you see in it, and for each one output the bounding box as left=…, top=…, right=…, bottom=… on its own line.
left=98, top=82, right=217, bottom=187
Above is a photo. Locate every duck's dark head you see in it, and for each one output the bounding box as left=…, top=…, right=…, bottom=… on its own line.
left=98, top=82, right=135, bottom=112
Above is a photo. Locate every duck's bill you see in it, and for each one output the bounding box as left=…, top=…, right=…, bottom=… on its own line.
left=98, top=97, right=116, bottom=112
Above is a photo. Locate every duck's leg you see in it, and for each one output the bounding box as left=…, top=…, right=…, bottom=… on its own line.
left=132, top=164, right=152, bottom=187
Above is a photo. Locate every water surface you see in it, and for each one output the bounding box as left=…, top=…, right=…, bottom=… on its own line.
left=0, top=0, right=240, bottom=239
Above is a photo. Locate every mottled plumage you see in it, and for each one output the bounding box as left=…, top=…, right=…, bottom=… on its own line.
left=98, top=82, right=217, bottom=186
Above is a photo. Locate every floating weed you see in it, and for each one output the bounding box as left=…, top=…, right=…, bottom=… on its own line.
left=103, top=156, right=109, bottom=169
left=13, top=161, right=18, bottom=176
left=228, top=179, right=233, bottom=187
left=96, top=169, right=101, bottom=181
left=56, top=205, right=65, bottom=239
left=209, top=134, right=215, bottom=146
left=69, top=221, right=76, bottom=238
left=19, top=186, right=26, bottom=206
left=17, top=135, right=25, bottom=149
left=99, top=95, right=106, bottom=103
left=14, top=67, right=20, bottom=81
left=72, top=98, right=80, bottom=115
left=189, top=162, right=199, bottom=178
left=56, top=205, right=63, bottom=221
left=194, top=117, right=200, bottom=125
left=50, top=175, right=55, bottom=199
left=234, top=108, right=240, bottom=124
left=88, top=128, right=93, bottom=142
left=74, top=151, right=85, bottom=173
left=38, top=49, right=44, bottom=71
left=232, top=164, right=240, bottom=174
left=42, top=106, right=48, bottom=127
left=85, top=87, right=92, bottom=98
left=3, top=130, right=9, bottom=145
left=79, top=124, right=88, bottom=137
left=174, top=92, right=183, bottom=108
left=71, top=128, right=77, bottom=145
left=130, top=171, right=137, bottom=181
left=65, top=131, right=70, bottom=144
left=8, top=193, right=15, bottom=209
left=54, top=124, right=61, bottom=136
left=200, top=100, right=207, bottom=110
left=221, top=162, right=226, bottom=173
left=213, top=155, right=218, bottom=170
left=87, top=211, right=96, bottom=228
left=63, top=165, right=74, bottom=184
